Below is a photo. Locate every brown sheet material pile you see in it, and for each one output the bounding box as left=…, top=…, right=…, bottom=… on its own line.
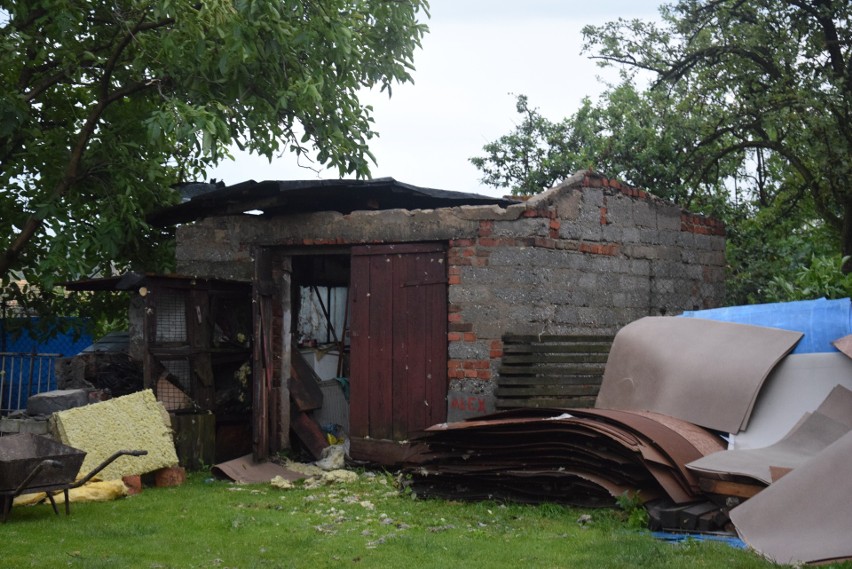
left=406, top=315, right=852, bottom=564
left=406, top=408, right=724, bottom=509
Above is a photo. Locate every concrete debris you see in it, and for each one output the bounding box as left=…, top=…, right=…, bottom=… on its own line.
left=315, top=444, right=346, bottom=471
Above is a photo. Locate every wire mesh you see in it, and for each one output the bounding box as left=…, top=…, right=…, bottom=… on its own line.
left=155, top=293, right=186, bottom=344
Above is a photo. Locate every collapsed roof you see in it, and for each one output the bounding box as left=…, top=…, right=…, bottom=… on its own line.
left=148, top=178, right=518, bottom=226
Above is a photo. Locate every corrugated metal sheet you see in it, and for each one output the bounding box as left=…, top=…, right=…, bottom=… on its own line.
left=148, top=178, right=517, bottom=226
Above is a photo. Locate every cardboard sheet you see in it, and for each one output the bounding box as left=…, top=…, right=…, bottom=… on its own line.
left=832, top=333, right=852, bottom=358
left=212, top=454, right=307, bottom=484
left=686, top=411, right=851, bottom=484
left=730, top=430, right=852, bottom=565
left=596, top=317, right=802, bottom=432
left=731, top=354, right=852, bottom=450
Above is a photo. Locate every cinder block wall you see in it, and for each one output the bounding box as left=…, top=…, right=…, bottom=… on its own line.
left=175, top=170, right=725, bottom=418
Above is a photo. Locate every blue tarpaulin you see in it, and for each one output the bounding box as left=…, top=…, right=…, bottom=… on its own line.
left=651, top=531, right=747, bottom=549
left=680, top=298, right=852, bottom=354
left=1, top=318, right=92, bottom=412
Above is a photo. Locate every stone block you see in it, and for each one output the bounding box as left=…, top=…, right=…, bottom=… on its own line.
left=18, top=418, right=51, bottom=435
left=633, top=201, right=657, bottom=228
left=601, top=225, right=625, bottom=242
left=0, top=417, right=19, bottom=434
left=493, top=218, right=550, bottom=238
left=448, top=341, right=490, bottom=360
left=27, top=389, right=89, bottom=416
left=553, top=188, right=583, bottom=220
left=657, top=205, right=682, bottom=231
left=604, top=194, right=634, bottom=225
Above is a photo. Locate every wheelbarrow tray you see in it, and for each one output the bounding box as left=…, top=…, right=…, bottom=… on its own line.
left=0, top=433, right=86, bottom=493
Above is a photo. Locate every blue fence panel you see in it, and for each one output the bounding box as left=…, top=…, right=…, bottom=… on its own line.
left=0, top=318, right=92, bottom=414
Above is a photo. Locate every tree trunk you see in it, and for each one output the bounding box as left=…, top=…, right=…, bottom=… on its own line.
left=842, top=198, right=852, bottom=274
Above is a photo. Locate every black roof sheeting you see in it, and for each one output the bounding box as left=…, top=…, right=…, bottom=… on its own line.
left=148, top=177, right=518, bottom=226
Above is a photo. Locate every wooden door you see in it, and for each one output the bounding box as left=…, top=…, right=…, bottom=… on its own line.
left=349, top=243, right=448, bottom=442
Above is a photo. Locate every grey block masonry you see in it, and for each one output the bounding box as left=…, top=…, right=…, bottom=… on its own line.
left=174, top=170, right=726, bottom=422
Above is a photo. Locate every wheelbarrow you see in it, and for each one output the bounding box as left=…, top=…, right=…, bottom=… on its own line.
left=0, top=432, right=148, bottom=522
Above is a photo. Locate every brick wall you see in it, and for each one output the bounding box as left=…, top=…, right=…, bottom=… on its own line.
left=175, top=170, right=726, bottom=420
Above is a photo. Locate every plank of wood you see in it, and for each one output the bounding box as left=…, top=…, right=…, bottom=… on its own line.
left=495, top=384, right=601, bottom=397
left=291, top=411, right=329, bottom=460
left=502, top=334, right=615, bottom=344
left=502, top=344, right=612, bottom=354
left=496, top=334, right=612, bottom=410
left=289, top=348, right=324, bottom=411
left=501, top=354, right=610, bottom=364
left=348, top=437, right=426, bottom=466
left=496, top=372, right=605, bottom=384
left=698, top=478, right=765, bottom=499
left=494, top=396, right=597, bottom=409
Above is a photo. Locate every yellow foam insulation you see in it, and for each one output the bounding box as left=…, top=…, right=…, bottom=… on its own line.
left=13, top=479, right=128, bottom=507
left=51, top=389, right=178, bottom=480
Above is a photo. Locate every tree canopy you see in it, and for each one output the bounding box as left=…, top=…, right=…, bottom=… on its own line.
left=472, top=0, right=851, bottom=304
left=0, top=0, right=428, bottom=324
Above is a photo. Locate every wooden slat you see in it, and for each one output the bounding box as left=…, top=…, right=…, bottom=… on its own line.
left=348, top=258, right=370, bottom=439
left=496, top=384, right=601, bottom=397
left=498, top=366, right=605, bottom=377
left=495, top=396, right=597, bottom=409
left=503, top=334, right=614, bottom=344
left=497, top=375, right=603, bottom=387
left=497, top=333, right=612, bottom=410
left=503, top=344, right=612, bottom=354
left=291, top=411, right=329, bottom=460
left=501, top=354, right=609, bottom=365
left=348, top=437, right=426, bottom=466
left=698, top=478, right=764, bottom=499
left=288, top=348, right=324, bottom=412
left=424, top=251, right=448, bottom=428
left=392, top=252, right=416, bottom=440
left=368, top=253, right=394, bottom=440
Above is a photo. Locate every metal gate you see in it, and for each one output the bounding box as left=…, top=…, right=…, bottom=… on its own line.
left=0, top=352, right=60, bottom=414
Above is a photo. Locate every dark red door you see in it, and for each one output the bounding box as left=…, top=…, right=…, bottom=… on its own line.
left=350, top=243, right=448, bottom=441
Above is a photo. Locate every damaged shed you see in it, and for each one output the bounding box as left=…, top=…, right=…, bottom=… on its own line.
left=146, top=171, right=725, bottom=464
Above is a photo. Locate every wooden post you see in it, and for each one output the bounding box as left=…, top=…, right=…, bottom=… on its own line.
left=279, top=256, right=292, bottom=451
left=252, top=247, right=272, bottom=461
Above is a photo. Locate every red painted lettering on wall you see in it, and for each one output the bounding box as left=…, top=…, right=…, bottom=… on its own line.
left=450, top=396, right=487, bottom=414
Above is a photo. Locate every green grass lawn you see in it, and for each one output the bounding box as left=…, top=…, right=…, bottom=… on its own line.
left=0, top=469, right=845, bottom=569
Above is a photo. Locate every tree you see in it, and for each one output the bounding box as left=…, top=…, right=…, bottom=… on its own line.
left=471, top=83, right=741, bottom=215
left=472, top=0, right=851, bottom=303
left=469, top=94, right=577, bottom=197
left=583, top=0, right=851, bottom=264
left=0, top=0, right=428, bottom=324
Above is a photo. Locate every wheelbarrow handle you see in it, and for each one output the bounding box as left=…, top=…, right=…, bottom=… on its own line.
left=70, top=449, right=149, bottom=489
left=123, top=450, right=149, bottom=457
left=12, top=459, right=63, bottom=498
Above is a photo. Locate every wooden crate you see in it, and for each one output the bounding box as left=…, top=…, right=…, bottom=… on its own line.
left=496, top=334, right=613, bottom=409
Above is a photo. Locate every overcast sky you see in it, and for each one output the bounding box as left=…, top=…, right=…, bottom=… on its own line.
left=210, top=1, right=664, bottom=197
